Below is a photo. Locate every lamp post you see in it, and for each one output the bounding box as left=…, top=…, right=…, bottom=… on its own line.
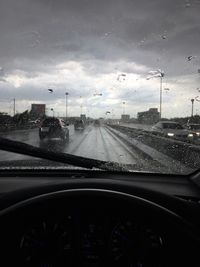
left=13, top=98, right=15, bottom=116
left=191, top=99, right=194, bottom=117
left=65, top=92, right=69, bottom=121
left=80, top=96, right=83, bottom=115
left=51, top=108, right=54, bottom=117
left=122, top=101, right=126, bottom=115
left=147, top=69, right=165, bottom=119
left=159, top=72, right=164, bottom=119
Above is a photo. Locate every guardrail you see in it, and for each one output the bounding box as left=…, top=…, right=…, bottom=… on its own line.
left=107, top=124, right=200, bottom=170
left=0, top=124, right=38, bottom=132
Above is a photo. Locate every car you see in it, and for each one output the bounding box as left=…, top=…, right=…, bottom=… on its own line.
left=74, top=119, right=85, bottom=130
left=185, top=123, right=200, bottom=136
left=151, top=121, right=195, bottom=141
left=39, top=117, right=69, bottom=142
left=184, top=123, right=200, bottom=144
left=94, top=119, right=100, bottom=126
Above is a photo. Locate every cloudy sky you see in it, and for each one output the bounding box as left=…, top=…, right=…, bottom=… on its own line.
left=0, top=0, right=200, bottom=118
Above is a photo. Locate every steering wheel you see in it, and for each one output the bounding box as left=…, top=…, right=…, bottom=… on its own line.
left=0, top=188, right=199, bottom=267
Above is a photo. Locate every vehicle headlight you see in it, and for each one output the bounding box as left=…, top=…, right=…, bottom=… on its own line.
left=196, top=132, right=200, bottom=136
left=167, top=133, right=174, bottom=137
left=188, top=133, right=193, bottom=137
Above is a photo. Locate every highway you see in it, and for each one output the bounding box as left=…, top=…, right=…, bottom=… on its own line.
left=0, top=124, right=161, bottom=171
left=0, top=124, right=198, bottom=173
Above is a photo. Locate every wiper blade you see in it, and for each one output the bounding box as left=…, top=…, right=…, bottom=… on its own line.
left=0, top=137, right=128, bottom=172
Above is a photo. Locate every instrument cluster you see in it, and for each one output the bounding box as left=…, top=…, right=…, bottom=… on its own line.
left=18, top=211, right=164, bottom=267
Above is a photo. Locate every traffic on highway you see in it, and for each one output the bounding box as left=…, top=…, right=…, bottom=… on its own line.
left=0, top=122, right=162, bottom=172
left=0, top=118, right=199, bottom=174
left=0, top=0, right=200, bottom=175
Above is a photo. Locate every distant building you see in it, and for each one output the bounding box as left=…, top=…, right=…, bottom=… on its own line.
left=121, top=114, right=130, bottom=122
left=31, top=104, right=46, bottom=118
left=137, top=108, right=160, bottom=124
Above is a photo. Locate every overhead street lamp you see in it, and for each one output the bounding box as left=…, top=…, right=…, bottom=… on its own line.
left=112, top=109, right=114, bottom=119
left=122, top=101, right=126, bottom=115
left=159, top=71, right=164, bottom=119
left=191, top=99, right=194, bottom=117
left=13, top=98, right=15, bottom=116
left=80, top=96, right=83, bottom=115
left=51, top=108, right=54, bottom=117
left=65, top=92, right=69, bottom=121
left=147, top=69, right=165, bottom=119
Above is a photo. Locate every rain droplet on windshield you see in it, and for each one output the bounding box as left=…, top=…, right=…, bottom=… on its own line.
left=101, top=32, right=112, bottom=39
left=184, top=1, right=191, bottom=7
left=138, top=38, right=146, bottom=46
left=195, top=96, right=200, bottom=102
left=164, top=88, right=170, bottom=94
left=117, top=73, right=126, bottom=81
left=187, top=55, right=195, bottom=61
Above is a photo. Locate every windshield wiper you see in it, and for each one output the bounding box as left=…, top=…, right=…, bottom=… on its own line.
left=0, top=137, right=128, bottom=172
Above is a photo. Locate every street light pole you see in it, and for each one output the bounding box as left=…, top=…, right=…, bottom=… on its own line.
left=122, top=102, right=126, bottom=114
left=147, top=70, right=164, bottom=120
left=13, top=98, right=15, bottom=116
left=65, top=92, right=69, bottom=121
left=51, top=108, right=54, bottom=117
left=160, top=76, right=162, bottom=119
left=159, top=72, right=164, bottom=119
left=80, top=96, right=83, bottom=115
left=191, top=99, right=194, bottom=117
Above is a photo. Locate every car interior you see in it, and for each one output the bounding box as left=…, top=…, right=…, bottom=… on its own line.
left=1, top=0, right=200, bottom=266
left=0, top=155, right=200, bottom=266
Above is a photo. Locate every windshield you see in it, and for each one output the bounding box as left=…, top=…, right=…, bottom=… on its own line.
left=189, top=124, right=200, bottom=130
left=0, top=0, right=200, bottom=175
left=42, top=118, right=60, bottom=127
left=162, top=123, right=184, bottom=130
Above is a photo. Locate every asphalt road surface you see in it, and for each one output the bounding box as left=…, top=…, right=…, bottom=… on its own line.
left=0, top=125, right=150, bottom=169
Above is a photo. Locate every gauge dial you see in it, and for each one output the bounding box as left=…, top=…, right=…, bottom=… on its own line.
left=81, top=220, right=105, bottom=264
left=19, top=216, right=73, bottom=267
left=110, top=220, right=163, bottom=267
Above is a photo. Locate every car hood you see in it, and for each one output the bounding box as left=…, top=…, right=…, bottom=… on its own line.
left=0, top=159, right=90, bottom=170
left=0, top=159, right=185, bottom=174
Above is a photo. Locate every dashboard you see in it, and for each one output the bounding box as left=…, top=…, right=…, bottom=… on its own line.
left=0, top=171, right=200, bottom=267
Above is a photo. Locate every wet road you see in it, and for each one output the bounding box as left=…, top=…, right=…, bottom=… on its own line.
left=0, top=125, right=145, bottom=167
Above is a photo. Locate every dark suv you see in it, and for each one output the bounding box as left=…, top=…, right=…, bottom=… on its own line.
left=94, top=119, right=100, bottom=126
left=39, top=117, right=69, bottom=142
left=74, top=119, right=85, bottom=130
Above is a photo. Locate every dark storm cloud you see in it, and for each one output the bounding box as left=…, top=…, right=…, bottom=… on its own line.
left=0, top=0, right=200, bottom=118
left=1, top=0, right=200, bottom=76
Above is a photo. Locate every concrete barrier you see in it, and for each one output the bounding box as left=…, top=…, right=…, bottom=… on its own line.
left=0, top=124, right=38, bottom=132
left=107, top=124, right=200, bottom=170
